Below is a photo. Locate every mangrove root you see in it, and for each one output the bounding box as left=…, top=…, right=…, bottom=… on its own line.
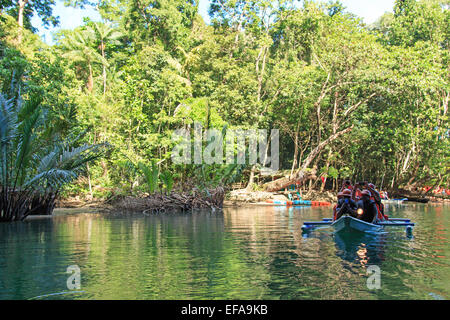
left=114, top=187, right=226, bottom=214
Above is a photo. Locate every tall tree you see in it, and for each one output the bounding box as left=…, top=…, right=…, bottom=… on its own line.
left=87, top=22, right=122, bottom=95
left=1, top=0, right=59, bottom=43
left=59, top=28, right=108, bottom=92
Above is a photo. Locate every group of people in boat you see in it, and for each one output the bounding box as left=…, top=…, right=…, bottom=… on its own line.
left=333, top=180, right=388, bottom=224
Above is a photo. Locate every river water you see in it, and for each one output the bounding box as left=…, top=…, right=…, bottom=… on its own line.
left=0, top=203, right=449, bottom=300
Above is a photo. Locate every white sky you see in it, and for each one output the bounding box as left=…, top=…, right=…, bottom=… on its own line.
left=32, top=0, right=395, bottom=45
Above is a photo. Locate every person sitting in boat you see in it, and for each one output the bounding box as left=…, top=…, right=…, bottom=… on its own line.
left=367, top=183, right=388, bottom=220
left=335, top=189, right=358, bottom=220
left=367, top=183, right=381, bottom=202
left=340, top=179, right=353, bottom=192
left=355, top=189, right=379, bottom=223
left=333, top=192, right=343, bottom=220
left=351, top=182, right=363, bottom=200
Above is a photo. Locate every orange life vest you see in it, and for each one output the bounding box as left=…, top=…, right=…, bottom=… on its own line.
left=370, top=194, right=387, bottom=221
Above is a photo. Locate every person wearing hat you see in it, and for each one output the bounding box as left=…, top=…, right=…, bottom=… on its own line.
left=335, top=189, right=358, bottom=220
left=355, top=189, right=379, bottom=223
left=367, top=183, right=387, bottom=220
left=368, top=183, right=381, bottom=203
left=340, top=179, right=353, bottom=192
left=333, top=192, right=343, bottom=220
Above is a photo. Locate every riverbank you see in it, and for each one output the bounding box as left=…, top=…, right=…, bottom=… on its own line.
left=55, top=188, right=449, bottom=214
left=56, top=187, right=226, bottom=214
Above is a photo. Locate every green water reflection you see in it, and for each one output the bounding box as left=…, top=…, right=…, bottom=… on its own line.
left=0, top=204, right=449, bottom=300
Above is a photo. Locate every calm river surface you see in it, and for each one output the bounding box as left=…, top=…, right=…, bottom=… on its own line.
left=0, top=203, right=449, bottom=300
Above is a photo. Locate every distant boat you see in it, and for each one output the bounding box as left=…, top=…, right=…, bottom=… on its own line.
left=265, top=199, right=331, bottom=206
left=381, top=198, right=407, bottom=204
left=382, top=197, right=429, bottom=204
left=403, top=197, right=429, bottom=203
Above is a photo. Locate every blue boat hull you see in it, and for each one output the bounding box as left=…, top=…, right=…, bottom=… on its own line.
left=381, top=199, right=406, bottom=204
left=301, top=217, right=414, bottom=234
left=331, top=216, right=383, bottom=233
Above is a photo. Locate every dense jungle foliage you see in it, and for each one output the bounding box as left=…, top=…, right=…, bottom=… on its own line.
left=0, top=0, right=448, bottom=205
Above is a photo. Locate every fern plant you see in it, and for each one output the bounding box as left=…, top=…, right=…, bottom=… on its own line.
left=160, top=170, right=174, bottom=195
left=0, top=94, right=107, bottom=222
left=138, top=160, right=160, bottom=194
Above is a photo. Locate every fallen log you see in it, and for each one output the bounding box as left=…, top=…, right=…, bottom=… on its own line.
left=262, top=168, right=317, bottom=192
left=403, top=197, right=429, bottom=203
left=262, top=126, right=353, bottom=193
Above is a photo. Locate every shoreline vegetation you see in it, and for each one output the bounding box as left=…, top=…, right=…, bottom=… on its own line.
left=54, top=185, right=450, bottom=216
left=1, top=1, right=449, bottom=221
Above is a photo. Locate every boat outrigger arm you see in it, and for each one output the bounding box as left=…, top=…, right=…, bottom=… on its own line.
left=301, top=216, right=415, bottom=234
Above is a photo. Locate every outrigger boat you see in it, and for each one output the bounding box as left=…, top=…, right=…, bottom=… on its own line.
left=265, top=199, right=331, bottom=206
left=301, top=215, right=414, bottom=234
left=264, top=191, right=332, bottom=206
left=381, top=197, right=429, bottom=204
left=381, top=198, right=407, bottom=204
left=332, top=216, right=384, bottom=233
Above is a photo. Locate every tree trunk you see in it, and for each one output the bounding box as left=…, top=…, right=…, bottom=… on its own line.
left=17, top=0, right=28, bottom=44
left=87, top=63, right=94, bottom=92
left=290, top=120, right=300, bottom=178
left=263, top=126, right=353, bottom=192
left=263, top=168, right=317, bottom=193
left=405, top=161, right=420, bottom=190
left=256, top=45, right=268, bottom=104
left=229, top=3, right=247, bottom=59
left=245, top=165, right=257, bottom=191
left=101, top=41, right=107, bottom=95
left=86, top=163, right=93, bottom=200
left=101, top=160, right=108, bottom=178
left=320, top=148, right=332, bottom=192
left=390, top=174, right=395, bottom=189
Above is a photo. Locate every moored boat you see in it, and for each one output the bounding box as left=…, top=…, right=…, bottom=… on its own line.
left=265, top=199, right=331, bottom=206
left=382, top=197, right=429, bottom=204
left=381, top=198, right=407, bottom=204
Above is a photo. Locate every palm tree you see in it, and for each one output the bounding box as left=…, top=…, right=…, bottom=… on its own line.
left=60, top=29, right=108, bottom=92
left=0, top=93, right=108, bottom=222
left=87, top=22, right=122, bottom=95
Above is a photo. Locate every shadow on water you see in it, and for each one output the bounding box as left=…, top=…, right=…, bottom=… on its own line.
left=300, top=226, right=390, bottom=266
left=333, top=231, right=388, bottom=266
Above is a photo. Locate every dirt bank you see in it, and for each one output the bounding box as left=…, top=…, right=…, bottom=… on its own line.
left=55, top=188, right=449, bottom=212
left=56, top=187, right=225, bottom=214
